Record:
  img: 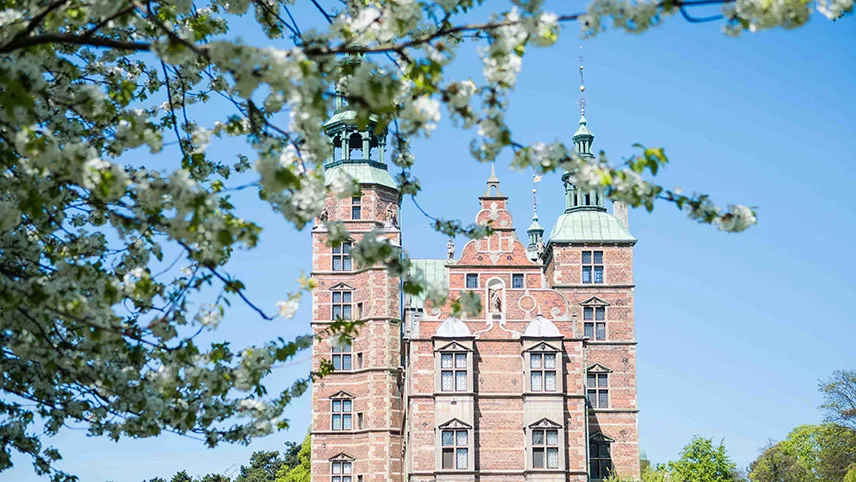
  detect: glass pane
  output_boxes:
[342,242,351,253]
[333,292,342,303]
[343,292,352,302]
[441,371,453,391]
[343,258,352,271]
[456,448,467,469]
[441,354,453,368]
[455,354,467,368]
[442,430,454,446]
[332,356,341,370]
[466,274,477,288]
[594,266,603,283]
[456,430,467,446]
[533,448,544,468]
[595,307,605,320]
[590,462,600,480]
[343,478,351,482]
[599,391,609,408]
[598,374,608,388]
[513,275,523,288]
[342,306,352,320]
[332,400,341,412]
[352,207,361,219]
[343,414,351,430]
[587,374,596,388]
[584,323,594,338]
[332,306,341,319]
[343,462,352,474]
[530,354,542,369]
[587,390,596,406]
[584,307,593,320]
[596,323,606,340]
[352,196,361,205]
[582,251,592,264]
[531,372,542,391]
[332,462,341,474]
[545,371,556,391]
[600,444,610,457]
[455,371,466,391]
[341,342,352,352]
[332,244,341,254]
[442,449,453,469]
[544,354,556,369]
[342,400,351,412]
[582,267,592,283]
[532,429,544,445]
[547,430,558,445]
[332,414,341,430]
[342,355,352,370]
[332,258,341,271]
[547,447,558,468]
[333,478,341,482]
[593,251,603,264]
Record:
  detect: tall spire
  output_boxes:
[578,45,586,119]
[573,45,594,157]
[527,174,544,256]
[484,162,503,197]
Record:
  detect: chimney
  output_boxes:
[613,201,629,229]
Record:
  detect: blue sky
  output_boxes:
[6,4,856,482]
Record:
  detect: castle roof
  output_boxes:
[548,210,635,244]
[407,259,448,310]
[324,161,397,190]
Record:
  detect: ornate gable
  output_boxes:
[438,418,473,430]
[580,296,610,307]
[587,363,612,373]
[524,341,562,353]
[328,282,355,291]
[328,390,354,399]
[329,452,355,462]
[589,432,616,443]
[529,417,563,429]
[434,341,471,353]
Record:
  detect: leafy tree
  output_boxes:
[845,465,856,482]
[819,370,856,430]
[276,435,310,482]
[170,471,193,482]
[280,440,302,473]
[748,440,814,482]
[235,451,283,482]
[668,436,739,482]
[0,0,850,481]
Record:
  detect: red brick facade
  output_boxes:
[310,175,639,481]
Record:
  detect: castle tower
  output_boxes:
[545,50,640,479]
[309,67,404,481]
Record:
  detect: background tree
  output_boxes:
[819,370,856,430]
[170,471,194,482]
[747,424,856,482]
[0,0,850,480]
[198,474,232,482]
[748,440,814,482]
[275,435,310,482]
[668,436,740,482]
[235,450,284,482]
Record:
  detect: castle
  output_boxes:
[309,65,640,482]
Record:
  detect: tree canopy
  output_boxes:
[275,435,310,482]
[820,370,856,430]
[668,436,739,482]
[0,0,851,480]
[748,424,856,482]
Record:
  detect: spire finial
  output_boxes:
[532,174,542,219]
[578,45,586,120]
[483,162,503,197]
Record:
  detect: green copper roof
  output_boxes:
[408,259,448,310]
[573,115,593,138]
[323,108,380,129]
[548,210,636,244]
[324,162,397,190]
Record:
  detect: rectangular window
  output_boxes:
[440,352,468,392]
[530,353,557,392]
[584,306,607,340]
[582,250,604,284]
[332,341,352,371]
[587,373,609,408]
[332,461,352,482]
[332,242,352,271]
[589,442,612,479]
[331,399,352,431]
[465,273,478,289]
[332,291,352,320]
[441,429,468,469]
[351,196,361,220]
[512,274,524,289]
[532,429,559,469]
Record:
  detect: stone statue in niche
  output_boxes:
[317,206,328,227]
[489,286,502,313]
[446,238,455,260]
[535,239,545,259]
[385,203,398,228]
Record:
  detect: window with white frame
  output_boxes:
[582,251,604,284]
[587,371,609,408]
[440,352,467,392]
[532,428,560,469]
[331,460,352,482]
[584,306,606,340]
[351,195,361,220]
[530,352,557,392]
[332,241,352,271]
[332,340,352,371]
[332,290,352,320]
[331,397,352,431]
[465,273,478,289]
[512,273,524,289]
[441,429,468,469]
